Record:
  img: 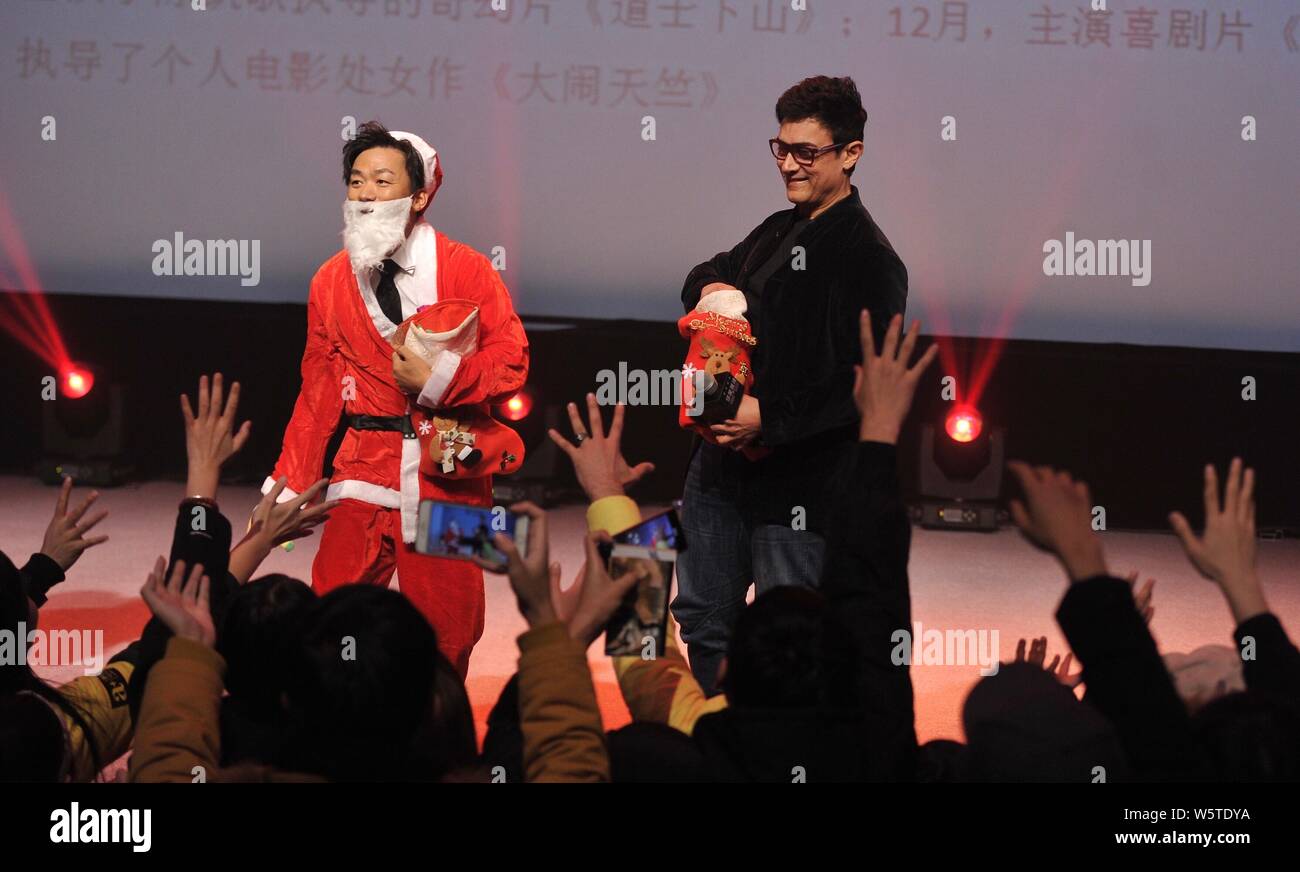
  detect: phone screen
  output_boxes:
[603,509,685,657]
[604,556,673,657]
[416,500,520,565]
[606,509,684,561]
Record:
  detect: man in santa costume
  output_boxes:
[264,121,528,676]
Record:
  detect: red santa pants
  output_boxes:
[311,498,486,678]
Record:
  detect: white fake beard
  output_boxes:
[342,196,413,273]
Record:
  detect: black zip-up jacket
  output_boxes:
[127,497,235,720]
[1057,580,1300,780]
[1234,612,1300,702]
[681,185,907,448]
[691,441,917,781]
[1056,577,1210,780]
[17,552,65,607]
[681,186,907,530]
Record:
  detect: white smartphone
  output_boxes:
[415,499,528,568]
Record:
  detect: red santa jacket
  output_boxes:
[265,226,529,543]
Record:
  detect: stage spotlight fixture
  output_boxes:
[61,363,94,399]
[917,404,1004,532]
[38,364,133,486]
[944,404,981,443]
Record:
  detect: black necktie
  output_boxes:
[375,258,406,324]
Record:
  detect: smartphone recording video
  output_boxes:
[606,508,683,561]
[603,509,685,657]
[415,499,528,567]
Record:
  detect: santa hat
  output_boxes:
[392,300,525,480]
[390,130,444,201]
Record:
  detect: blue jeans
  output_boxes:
[670,449,826,697]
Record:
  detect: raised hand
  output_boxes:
[1007,462,1107,582]
[1168,458,1256,584]
[1013,636,1083,689]
[475,501,559,628]
[140,556,215,647]
[561,533,643,648]
[248,478,336,547]
[853,310,939,445]
[1126,570,1156,624]
[1168,458,1266,623]
[181,373,252,500]
[547,394,655,501]
[39,476,109,572]
[228,478,338,585]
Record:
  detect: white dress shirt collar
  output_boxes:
[356,218,439,338]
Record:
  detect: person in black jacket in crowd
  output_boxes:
[1168,458,1300,779]
[1005,454,1300,780]
[0,478,123,782]
[1007,459,1210,780]
[126,373,335,722]
[673,75,910,695]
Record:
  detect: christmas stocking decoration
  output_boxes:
[677,290,769,461]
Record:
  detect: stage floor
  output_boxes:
[6,475,1299,749]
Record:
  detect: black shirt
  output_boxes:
[681,187,908,533]
[743,214,810,330]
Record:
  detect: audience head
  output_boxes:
[721,587,829,708]
[279,585,438,781]
[0,693,67,781]
[962,662,1128,782]
[1193,691,1300,781]
[0,550,100,780]
[405,649,478,780]
[608,722,708,783]
[218,573,314,713]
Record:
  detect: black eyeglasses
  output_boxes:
[769,138,848,166]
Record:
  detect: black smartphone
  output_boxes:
[598,507,684,563]
[415,499,529,568]
[602,509,685,657]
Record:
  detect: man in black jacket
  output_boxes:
[673,75,908,694]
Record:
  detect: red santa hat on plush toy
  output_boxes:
[393,300,525,479]
[390,130,444,201]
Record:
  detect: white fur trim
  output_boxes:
[261,476,301,503]
[316,413,423,543]
[399,432,422,544]
[695,288,748,320]
[320,464,420,544]
[405,308,478,362]
[416,350,462,409]
[325,478,401,508]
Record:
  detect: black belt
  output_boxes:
[347,414,417,439]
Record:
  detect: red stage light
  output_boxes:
[945,405,982,443]
[500,390,532,422]
[61,364,93,399]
